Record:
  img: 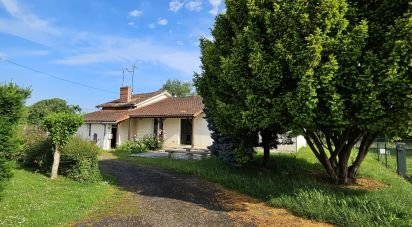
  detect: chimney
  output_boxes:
[120,86,131,103]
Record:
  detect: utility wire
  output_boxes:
[0,57,117,94]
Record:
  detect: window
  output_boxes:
[88,124,92,137]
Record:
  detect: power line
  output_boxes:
[0,57,117,94]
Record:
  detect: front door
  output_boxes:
[180,119,193,145]
[111,126,117,149]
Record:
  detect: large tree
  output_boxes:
[195,0,288,167]
[27,98,81,126]
[196,0,411,183]
[162,79,194,97]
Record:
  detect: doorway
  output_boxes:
[111,125,117,149]
[180,119,193,145]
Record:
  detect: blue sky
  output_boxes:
[0,0,224,112]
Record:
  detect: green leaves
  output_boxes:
[161,79,194,97]
[0,83,31,159]
[27,98,82,126]
[44,113,83,149]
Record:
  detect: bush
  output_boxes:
[21,126,53,170]
[0,158,12,193]
[115,135,163,153]
[23,136,101,183]
[60,137,101,183]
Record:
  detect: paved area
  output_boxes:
[130,151,206,160]
[75,158,331,227]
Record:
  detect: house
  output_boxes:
[77,86,212,150]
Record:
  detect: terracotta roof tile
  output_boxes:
[84,110,130,123]
[129,96,204,118]
[96,90,166,108]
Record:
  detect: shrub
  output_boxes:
[115,135,163,153]
[0,158,12,193]
[60,137,101,183]
[141,135,163,150]
[20,126,52,169]
[23,136,101,183]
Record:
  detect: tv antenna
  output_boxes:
[122,65,137,93]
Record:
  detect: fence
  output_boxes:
[363,138,412,179]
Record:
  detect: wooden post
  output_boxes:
[191,117,194,148]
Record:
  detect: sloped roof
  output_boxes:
[96,90,166,108]
[84,109,130,123]
[129,96,204,118]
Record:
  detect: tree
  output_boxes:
[195,0,288,167]
[44,113,83,179]
[0,83,30,189]
[27,98,81,126]
[196,0,411,183]
[162,79,194,97]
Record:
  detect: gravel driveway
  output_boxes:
[75,158,330,227]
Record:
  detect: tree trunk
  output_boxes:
[50,147,61,179]
[304,129,374,185]
[261,130,271,167]
[337,146,352,184]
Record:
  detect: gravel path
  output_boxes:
[76,158,331,227]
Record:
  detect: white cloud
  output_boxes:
[0,51,6,59]
[185,0,202,12]
[157,18,168,26]
[0,0,61,45]
[129,9,142,17]
[128,22,135,26]
[169,0,184,12]
[53,36,200,75]
[208,0,222,15]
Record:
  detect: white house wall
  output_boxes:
[193,113,212,148]
[163,118,180,147]
[135,118,154,139]
[118,121,129,145]
[76,123,112,150]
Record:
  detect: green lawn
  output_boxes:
[369,146,412,177]
[0,169,117,227]
[117,147,412,226]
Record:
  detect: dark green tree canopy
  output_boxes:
[0,83,31,159]
[27,98,81,126]
[44,113,84,150]
[196,0,411,183]
[162,79,195,97]
[0,83,30,189]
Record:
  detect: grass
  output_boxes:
[0,169,118,227]
[368,146,412,177]
[116,147,412,226]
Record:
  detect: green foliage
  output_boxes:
[60,137,101,183]
[162,79,194,97]
[0,83,31,160]
[27,98,81,126]
[0,83,30,194]
[195,0,412,182]
[116,135,163,153]
[23,136,101,182]
[44,112,83,150]
[0,158,12,193]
